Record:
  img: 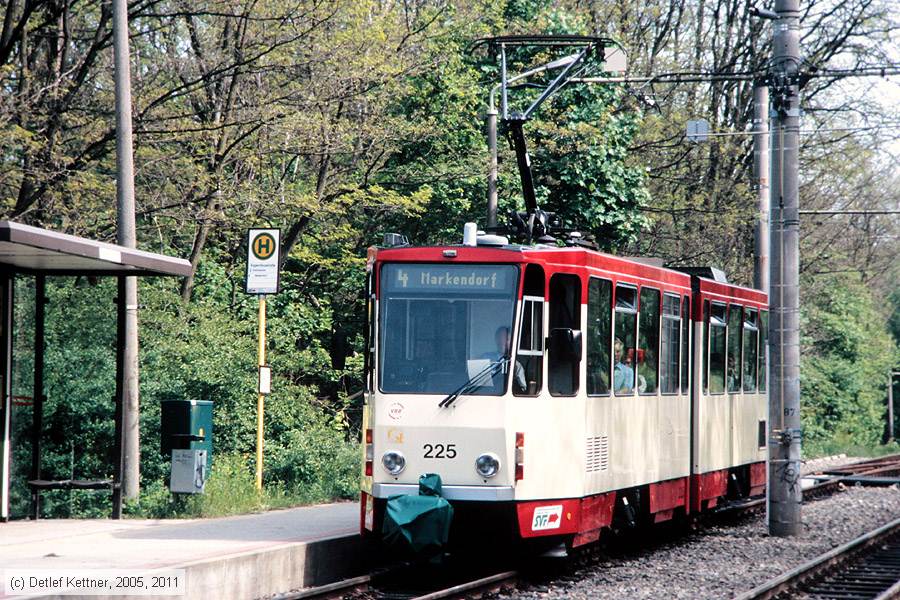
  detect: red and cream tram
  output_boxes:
[359,231,768,550]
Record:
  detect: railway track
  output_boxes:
[717,454,900,516]
[270,566,519,600]
[736,516,900,600]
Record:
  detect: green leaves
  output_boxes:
[802,274,899,452]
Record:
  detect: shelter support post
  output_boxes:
[112,276,126,519]
[0,274,12,521]
[30,276,46,519]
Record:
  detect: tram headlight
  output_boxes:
[381,450,406,476]
[475,453,501,478]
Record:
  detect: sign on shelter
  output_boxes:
[245,228,280,294]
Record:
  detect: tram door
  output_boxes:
[548,273,582,396]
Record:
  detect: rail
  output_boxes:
[735,516,900,600]
[270,568,518,600]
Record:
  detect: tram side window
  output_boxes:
[614,285,638,395]
[681,295,690,393]
[516,297,544,396]
[587,278,612,395]
[743,308,759,392]
[759,310,769,392]
[660,293,681,394]
[548,273,581,396]
[516,264,545,397]
[638,288,660,394]
[727,304,743,392]
[708,302,727,394]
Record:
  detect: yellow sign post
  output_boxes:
[245,228,280,492]
[256,295,266,491]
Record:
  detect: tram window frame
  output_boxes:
[759,310,769,392]
[726,304,743,393]
[515,295,545,397]
[548,273,582,397]
[743,308,759,392]
[708,302,727,395]
[702,300,710,393]
[587,277,613,396]
[681,295,690,394]
[515,264,545,397]
[613,284,638,396]
[638,287,661,395]
[660,293,681,395]
[364,271,375,394]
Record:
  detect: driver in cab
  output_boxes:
[482,326,527,393]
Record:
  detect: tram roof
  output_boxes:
[373,243,767,302]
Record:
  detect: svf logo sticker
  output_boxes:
[388,402,405,420]
[531,505,563,531]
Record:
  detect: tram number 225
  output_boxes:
[423,443,457,459]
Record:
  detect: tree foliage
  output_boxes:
[801,274,899,451]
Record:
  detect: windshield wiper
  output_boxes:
[438,357,509,408]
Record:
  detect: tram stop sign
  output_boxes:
[245,228,281,294]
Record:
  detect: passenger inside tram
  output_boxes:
[614,338,634,393]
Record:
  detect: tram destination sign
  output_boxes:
[383,264,515,294]
[245,228,281,295]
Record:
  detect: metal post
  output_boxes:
[888,372,895,443]
[500,44,508,120]
[487,108,498,229]
[112,276,126,519]
[767,0,802,537]
[0,274,13,522]
[112,0,141,501]
[255,295,267,491]
[30,275,46,520]
[753,84,770,294]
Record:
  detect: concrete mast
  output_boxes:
[767,0,803,536]
[112,0,141,500]
[753,84,770,294]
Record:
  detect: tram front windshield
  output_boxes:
[379,263,519,395]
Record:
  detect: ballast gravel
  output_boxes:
[508,485,900,600]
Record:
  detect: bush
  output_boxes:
[801,274,899,453]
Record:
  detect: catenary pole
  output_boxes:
[487,108,499,228]
[753,83,770,294]
[112,0,141,500]
[768,0,803,537]
[889,371,896,443]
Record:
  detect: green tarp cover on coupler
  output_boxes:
[382,473,453,555]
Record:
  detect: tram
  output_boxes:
[359,231,768,551]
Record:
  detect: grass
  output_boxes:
[804,438,900,460]
[126,453,358,519]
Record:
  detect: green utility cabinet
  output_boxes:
[160,400,213,469]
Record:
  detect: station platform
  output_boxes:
[1,501,365,600]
